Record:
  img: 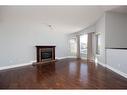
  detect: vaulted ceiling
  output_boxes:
[0,6,119,34]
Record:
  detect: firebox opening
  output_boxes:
[41,51,52,59]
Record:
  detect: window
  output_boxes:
[96,34,101,55]
[69,38,77,56]
[80,34,88,58]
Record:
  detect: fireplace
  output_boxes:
[34,46,56,65]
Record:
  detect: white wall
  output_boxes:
[95,15,106,64]
[106,49,127,74]
[105,12,127,48]
[0,12,68,67]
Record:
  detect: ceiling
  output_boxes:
[0,6,119,34]
[109,6,127,14]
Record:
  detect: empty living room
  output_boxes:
[0,1,127,94]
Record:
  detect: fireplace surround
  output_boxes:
[33,46,56,65]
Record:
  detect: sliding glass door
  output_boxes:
[80,34,88,59]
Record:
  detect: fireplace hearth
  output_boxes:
[33,46,56,65]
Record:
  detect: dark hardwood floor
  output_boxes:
[0,58,127,89]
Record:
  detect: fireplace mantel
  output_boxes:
[33,45,56,65]
[36,46,56,48]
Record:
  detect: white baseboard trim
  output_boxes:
[97,61,127,79]
[66,56,77,58]
[0,62,32,71]
[106,65,127,79]
[55,57,68,60]
[55,56,77,60]
[0,56,77,71]
[97,61,106,67]
[30,60,36,63]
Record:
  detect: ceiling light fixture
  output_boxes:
[41,23,54,30]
